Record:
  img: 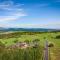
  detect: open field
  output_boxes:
[0,31,60,46]
[0,31,60,60]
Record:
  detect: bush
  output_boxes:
[14,40,18,43]
[32,39,40,47]
[48,43,54,47]
[0,41,5,48]
[24,40,30,44]
[55,35,60,39]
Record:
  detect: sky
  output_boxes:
[0,0,60,29]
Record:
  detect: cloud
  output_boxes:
[0,22,60,29]
[0,23,59,28]
[0,1,26,21]
[16,23,60,28]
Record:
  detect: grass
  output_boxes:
[0,32,60,46]
[0,31,60,60]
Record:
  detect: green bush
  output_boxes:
[55,35,60,39]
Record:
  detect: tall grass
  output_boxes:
[0,46,43,60]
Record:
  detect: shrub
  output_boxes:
[48,43,54,47]
[0,41,5,48]
[55,35,60,39]
[24,40,30,44]
[32,39,40,47]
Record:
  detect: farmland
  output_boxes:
[0,31,60,60]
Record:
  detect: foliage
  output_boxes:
[48,43,54,47]
[55,35,60,39]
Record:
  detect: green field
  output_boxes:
[0,31,60,60]
[0,31,60,46]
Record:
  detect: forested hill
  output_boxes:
[0,27,60,32]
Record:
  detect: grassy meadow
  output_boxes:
[0,31,60,60]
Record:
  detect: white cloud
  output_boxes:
[0,13,26,22]
[0,23,60,29]
[17,23,60,28]
[0,1,26,21]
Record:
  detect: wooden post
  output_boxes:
[44,41,49,60]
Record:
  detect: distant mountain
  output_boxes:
[0,27,7,31]
[0,27,6,30]
[0,27,60,32]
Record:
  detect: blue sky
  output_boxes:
[0,0,60,29]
